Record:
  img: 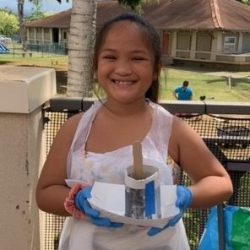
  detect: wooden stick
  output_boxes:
[133,141,144,180]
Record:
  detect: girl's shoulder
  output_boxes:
[65,112,84,128]
[63,100,102,129]
[56,112,84,139]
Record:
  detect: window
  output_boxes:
[177,32,191,50]
[196,32,211,51]
[224,36,237,53]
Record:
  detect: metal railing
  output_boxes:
[42,97,250,250]
[26,42,67,55]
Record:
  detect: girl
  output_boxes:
[36,13,233,250]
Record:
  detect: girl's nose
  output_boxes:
[114,59,132,75]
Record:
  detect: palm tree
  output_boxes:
[17,0,25,44]
[66,0,97,97]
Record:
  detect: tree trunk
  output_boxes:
[17,0,25,47]
[67,0,97,97]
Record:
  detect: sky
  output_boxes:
[0,0,72,15]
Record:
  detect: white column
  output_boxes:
[34,28,37,43]
[27,28,30,42]
[217,32,223,53]
[42,28,45,44]
[190,31,197,59]
[0,66,56,250]
[50,29,53,43]
[211,32,218,60]
[59,28,62,43]
[238,32,243,53]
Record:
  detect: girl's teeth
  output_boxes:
[115,81,132,85]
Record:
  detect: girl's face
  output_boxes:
[96,21,157,105]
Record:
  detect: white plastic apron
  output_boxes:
[59,101,190,250]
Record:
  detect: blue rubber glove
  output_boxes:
[75,186,123,228]
[147,185,192,236]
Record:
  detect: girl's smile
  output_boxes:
[113,80,135,86]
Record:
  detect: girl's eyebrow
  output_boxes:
[101,48,148,54]
[100,48,116,53]
[131,49,148,54]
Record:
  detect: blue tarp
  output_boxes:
[0,42,9,54]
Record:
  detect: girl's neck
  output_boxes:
[101,98,149,118]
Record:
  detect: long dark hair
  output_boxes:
[94,13,161,103]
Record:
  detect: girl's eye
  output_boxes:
[102,55,116,61]
[132,57,147,61]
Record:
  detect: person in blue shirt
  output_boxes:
[173,80,193,100]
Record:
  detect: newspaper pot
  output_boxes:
[125,165,161,219]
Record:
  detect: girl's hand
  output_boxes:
[147,185,192,236]
[75,186,123,228]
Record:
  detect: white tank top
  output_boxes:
[59,100,190,250]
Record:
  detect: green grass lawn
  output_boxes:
[160,67,250,102]
[1,53,249,102]
[0,53,68,69]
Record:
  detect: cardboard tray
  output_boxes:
[87,181,179,228]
